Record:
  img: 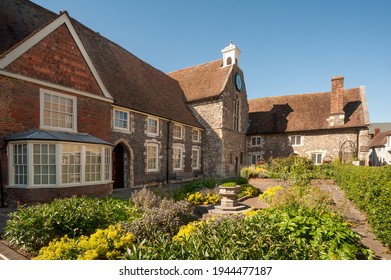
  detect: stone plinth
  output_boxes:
[208,185,248,215]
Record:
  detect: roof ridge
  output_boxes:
[168,59,222,75]
[248,87,361,102]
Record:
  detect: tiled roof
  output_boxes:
[0,0,201,128]
[248,88,369,134]
[168,60,232,102]
[369,130,391,148]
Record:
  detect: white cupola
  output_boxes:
[221,41,241,67]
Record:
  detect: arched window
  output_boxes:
[226,57,232,65]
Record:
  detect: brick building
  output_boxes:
[0,0,371,205]
[0,0,203,204]
[247,76,371,165]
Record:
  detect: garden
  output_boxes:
[3,156,390,260]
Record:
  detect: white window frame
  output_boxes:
[251,136,262,147]
[173,123,183,140]
[192,147,201,170]
[173,144,184,171]
[113,108,129,132]
[147,117,159,137]
[251,153,262,165]
[8,141,112,188]
[192,129,201,143]
[146,143,159,172]
[311,152,323,165]
[290,135,303,146]
[40,89,77,132]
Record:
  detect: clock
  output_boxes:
[235,73,242,91]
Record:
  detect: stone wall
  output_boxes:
[110,111,203,187]
[247,128,370,164]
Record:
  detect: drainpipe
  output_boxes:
[166,120,171,184]
[356,128,360,161]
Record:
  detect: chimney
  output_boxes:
[331,76,345,114]
[327,76,345,126]
[374,128,380,137]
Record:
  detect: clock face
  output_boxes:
[235,73,242,91]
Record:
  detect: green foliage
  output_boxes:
[3,196,136,254]
[334,164,391,249]
[125,188,197,242]
[124,207,374,260]
[34,224,135,260]
[221,176,248,185]
[186,190,220,205]
[240,165,271,179]
[172,179,217,201]
[268,185,334,210]
[259,185,284,203]
[238,184,259,198]
[221,182,237,187]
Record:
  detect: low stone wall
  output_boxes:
[6,183,113,205]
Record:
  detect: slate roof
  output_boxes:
[168,60,232,102]
[0,0,201,128]
[248,88,369,134]
[369,130,391,148]
[4,130,112,145]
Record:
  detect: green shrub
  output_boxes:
[172,179,217,201]
[240,165,270,179]
[221,176,248,185]
[4,196,135,254]
[186,189,220,205]
[238,184,259,198]
[259,185,284,203]
[334,164,391,249]
[34,224,135,260]
[124,207,374,260]
[270,185,334,210]
[125,188,197,241]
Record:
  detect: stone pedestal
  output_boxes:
[209,185,247,215]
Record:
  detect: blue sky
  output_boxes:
[32,0,391,123]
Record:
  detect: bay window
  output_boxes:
[8,141,112,188]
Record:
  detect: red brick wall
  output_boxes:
[5,24,104,96]
[6,183,113,205]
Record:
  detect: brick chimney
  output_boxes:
[328,76,345,126]
[331,76,345,114]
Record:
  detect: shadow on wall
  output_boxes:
[249,104,295,161]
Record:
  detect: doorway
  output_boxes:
[112,143,128,189]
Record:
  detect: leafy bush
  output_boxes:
[221,176,248,185]
[34,224,135,260]
[238,184,259,198]
[240,165,271,179]
[125,207,374,260]
[172,179,217,201]
[270,185,334,210]
[334,164,391,249]
[125,188,197,241]
[259,185,284,203]
[4,196,135,254]
[186,189,220,205]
